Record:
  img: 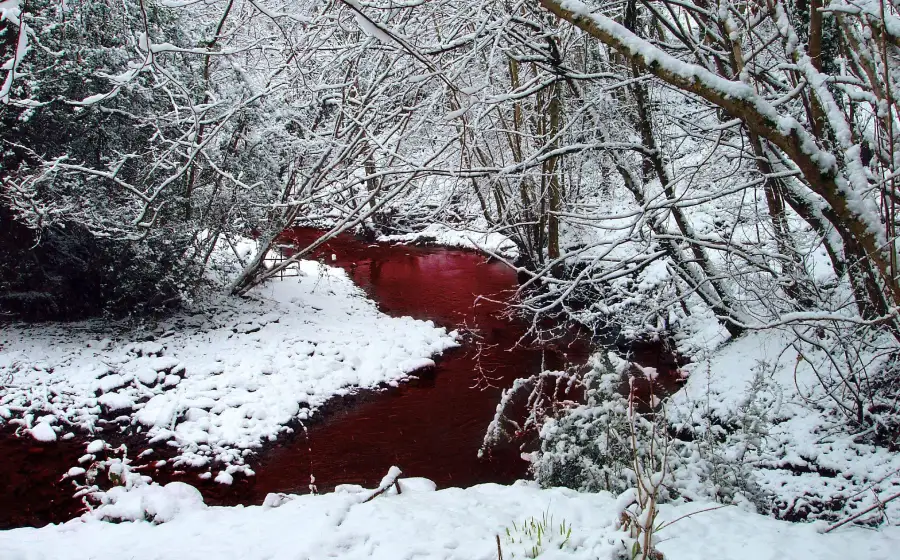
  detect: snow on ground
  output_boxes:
[1,476,896,560]
[668,328,900,523]
[379,223,519,259]
[0,260,457,479]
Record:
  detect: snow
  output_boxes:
[28,422,56,442]
[0,0,28,103]
[354,13,394,43]
[66,467,86,478]
[1,260,457,477]
[73,92,110,106]
[1,476,897,559]
[91,482,206,524]
[379,224,518,259]
[445,106,470,120]
[668,329,900,523]
[214,471,234,485]
[349,0,395,45]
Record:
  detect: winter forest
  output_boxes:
[2,0,900,558]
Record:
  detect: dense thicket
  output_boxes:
[3,0,900,397]
[2,0,890,325]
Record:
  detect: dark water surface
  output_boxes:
[237,227,590,496]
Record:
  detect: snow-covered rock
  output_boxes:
[91,482,206,524]
[28,422,57,442]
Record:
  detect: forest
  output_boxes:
[2,1,900,558]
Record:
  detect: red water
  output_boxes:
[231,228,592,496]
[0,431,88,529]
[0,228,683,527]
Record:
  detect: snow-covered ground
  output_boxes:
[2,474,896,560]
[668,328,900,523]
[379,223,519,259]
[0,260,457,481]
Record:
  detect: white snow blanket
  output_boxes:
[379,224,518,258]
[0,260,457,477]
[668,329,900,523]
[1,479,896,560]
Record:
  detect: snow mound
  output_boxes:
[91,482,206,524]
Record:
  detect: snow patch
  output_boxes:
[379,224,518,258]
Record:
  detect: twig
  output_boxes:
[824,491,900,533]
[363,467,403,503]
[655,504,729,532]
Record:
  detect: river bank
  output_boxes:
[2,228,610,528]
[2,473,896,560]
[0,232,459,527]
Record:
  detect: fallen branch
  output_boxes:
[823,491,900,533]
[363,466,403,503]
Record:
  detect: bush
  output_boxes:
[532,353,767,513]
[0,213,191,319]
[533,358,666,495]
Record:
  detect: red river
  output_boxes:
[0,228,681,528]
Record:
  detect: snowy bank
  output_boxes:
[668,329,900,523]
[379,224,518,259]
[0,260,457,479]
[1,476,896,560]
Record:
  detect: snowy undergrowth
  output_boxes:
[1,474,896,560]
[0,259,457,482]
[667,328,900,524]
[531,310,900,527]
